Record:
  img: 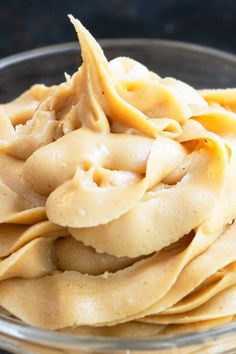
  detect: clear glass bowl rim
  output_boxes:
[1,39,236,351]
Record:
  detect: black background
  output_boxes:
[1,0,236,59]
[1,0,236,353]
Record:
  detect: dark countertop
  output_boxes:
[0,0,236,353]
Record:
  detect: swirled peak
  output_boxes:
[0,16,236,344]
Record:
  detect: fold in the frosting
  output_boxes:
[0,15,236,339]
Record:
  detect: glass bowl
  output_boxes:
[1,39,236,354]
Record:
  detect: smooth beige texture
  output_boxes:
[199,88,236,112]
[54,236,141,275]
[0,84,55,125]
[0,15,236,342]
[0,221,67,257]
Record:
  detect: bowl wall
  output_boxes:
[1,40,236,354]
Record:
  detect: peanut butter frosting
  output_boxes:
[0,15,236,339]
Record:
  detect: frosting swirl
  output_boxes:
[0,15,235,337]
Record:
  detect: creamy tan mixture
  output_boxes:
[0,15,236,337]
